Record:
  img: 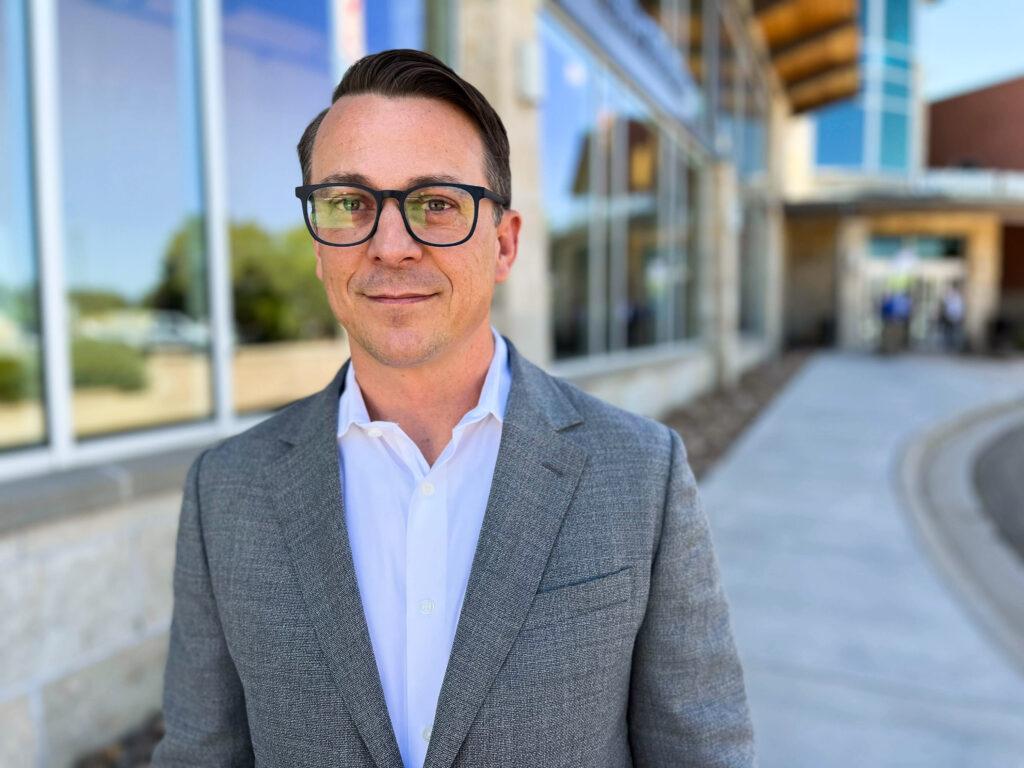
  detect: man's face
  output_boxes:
[309,94,520,368]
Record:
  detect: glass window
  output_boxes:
[637,0,706,131]
[59,0,211,439]
[669,141,701,341]
[366,0,424,51]
[623,106,663,348]
[541,20,598,360]
[870,235,904,259]
[872,235,965,260]
[221,0,343,413]
[885,0,911,45]
[738,199,766,336]
[540,12,707,359]
[0,0,45,450]
[686,0,706,128]
[885,54,911,70]
[716,12,737,156]
[880,110,909,171]
[605,81,668,351]
[365,0,454,63]
[883,79,910,99]
[741,70,766,180]
[816,100,865,167]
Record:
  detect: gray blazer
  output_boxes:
[152,336,755,767]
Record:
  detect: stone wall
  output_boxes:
[0,491,179,766]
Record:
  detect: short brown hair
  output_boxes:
[297,49,510,223]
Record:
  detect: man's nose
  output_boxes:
[366,198,421,264]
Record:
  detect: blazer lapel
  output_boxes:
[268,359,405,768]
[422,338,587,768]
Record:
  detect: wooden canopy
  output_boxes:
[752,0,861,113]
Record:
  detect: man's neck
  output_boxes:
[349,322,497,466]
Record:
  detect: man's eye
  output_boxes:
[333,197,362,211]
[423,198,453,211]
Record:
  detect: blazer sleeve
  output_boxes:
[627,426,756,767]
[151,447,255,767]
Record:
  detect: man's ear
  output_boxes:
[494,209,521,284]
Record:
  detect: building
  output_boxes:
[782,0,1024,353]
[928,75,1024,333]
[0,0,858,762]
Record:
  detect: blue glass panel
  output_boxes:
[366,0,425,53]
[221,0,343,413]
[881,110,909,171]
[0,0,45,448]
[885,0,911,45]
[885,54,911,70]
[59,0,211,438]
[883,79,909,99]
[815,100,864,167]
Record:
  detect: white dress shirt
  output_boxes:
[337,326,511,768]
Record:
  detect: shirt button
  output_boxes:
[367,427,383,438]
[421,481,435,496]
[422,725,432,742]
[419,599,435,615]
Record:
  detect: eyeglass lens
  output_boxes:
[308,185,476,245]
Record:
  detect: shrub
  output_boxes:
[71,337,147,391]
[0,356,35,402]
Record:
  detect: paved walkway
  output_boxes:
[698,351,1024,768]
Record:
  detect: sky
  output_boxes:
[919,0,1024,101]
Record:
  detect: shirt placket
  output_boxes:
[405,457,448,768]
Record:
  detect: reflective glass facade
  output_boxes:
[58,0,211,438]
[541,10,705,360]
[2,0,778,474]
[0,0,44,450]
[221,0,341,413]
[541,22,598,358]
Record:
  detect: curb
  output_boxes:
[897,396,1024,676]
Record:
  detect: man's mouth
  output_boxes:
[365,292,437,305]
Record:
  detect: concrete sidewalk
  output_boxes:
[697,351,1024,768]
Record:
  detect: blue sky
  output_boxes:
[920,0,1024,100]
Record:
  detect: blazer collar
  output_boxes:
[269,334,586,768]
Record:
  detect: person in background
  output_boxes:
[880,276,914,355]
[938,281,966,353]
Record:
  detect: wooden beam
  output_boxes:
[788,64,860,113]
[756,0,858,53]
[772,21,859,85]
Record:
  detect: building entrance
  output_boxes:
[860,257,967,352]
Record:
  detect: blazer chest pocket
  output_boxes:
[519,565,634,635]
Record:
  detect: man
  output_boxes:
[152,49,755,768]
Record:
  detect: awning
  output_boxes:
[752,0,861,113]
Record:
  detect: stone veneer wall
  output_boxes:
[1,491,180,767]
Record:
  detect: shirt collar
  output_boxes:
[337,325,510,439]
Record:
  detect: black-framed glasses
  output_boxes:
[294,181,509,247]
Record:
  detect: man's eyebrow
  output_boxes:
[316,172,372,185]
[313,172,468,188]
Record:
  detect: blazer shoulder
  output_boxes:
[547,372,677,461]
[196,386,323,481]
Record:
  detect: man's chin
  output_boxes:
[354,328,446,369]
